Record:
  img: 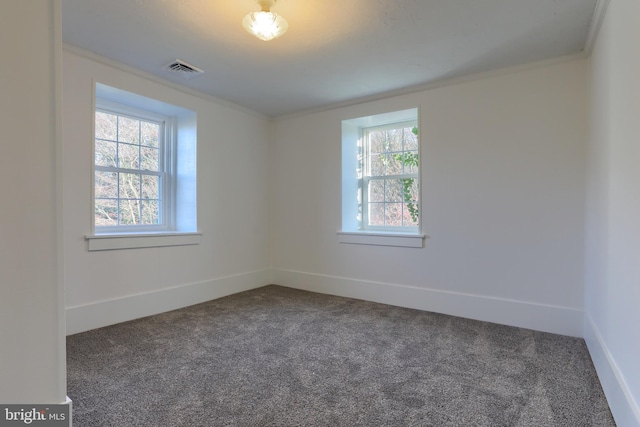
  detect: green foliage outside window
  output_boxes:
[391,126,419,223]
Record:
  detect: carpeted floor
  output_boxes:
[67,285,615,426]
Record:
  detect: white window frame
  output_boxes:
[339,108,425,248]
[87,83,200,251]
[361,120,420,233]
[93,100,177,234]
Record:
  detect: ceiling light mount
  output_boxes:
[242,0,288,42]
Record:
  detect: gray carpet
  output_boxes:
[67,285,615,426]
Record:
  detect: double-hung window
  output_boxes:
[340,108,424,248]
[362,121,419,231]
[88,83,198,251]
[94,102,173,232]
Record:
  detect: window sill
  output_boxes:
[337,231,426,248]
[86,232,202,251]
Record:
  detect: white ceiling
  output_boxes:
[62,0,598,117]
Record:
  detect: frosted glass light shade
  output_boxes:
[242,11,288,41]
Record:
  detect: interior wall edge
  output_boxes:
[583,0,611,54]
[584,314,640,427]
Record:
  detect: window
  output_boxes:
[88,83,199,251]
[362,121,419,231]
[94,103,172,232]
[339,108,424,247]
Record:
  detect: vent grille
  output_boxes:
[164,59,204,80]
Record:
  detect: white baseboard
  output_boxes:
[67,268,584,337]
[273,269,584,337]
[585,314,640,427]
[66,269,271,335]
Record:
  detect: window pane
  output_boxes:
[369,130,385,154]
[141,121,160,148]
[404,127,418,151]
[385,203,403,226]
[118,116,140,144]
[386,154,403,175]
[404,178,419,202]
[387,129,403,152]
[403,203,419,227]
[118,143,139,170]
[370,153,386,176]
[95,139,117,167]
[119,173,140,200]
[368,180,385,202]
[95,171,118,199]
[119,199,140,225]
[141,175,159,199]
[95,111,117,141]
[368,203,385,226]
[140,147,159,171]
[385,179,403,202]
[403,152,419,175]
[95,198,118,227]
[140,200,160,225]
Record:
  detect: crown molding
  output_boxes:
[584,0,610,54]
[275,52,587,122]
[62,43,268,120]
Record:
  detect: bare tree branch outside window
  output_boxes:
[95,110,162,227]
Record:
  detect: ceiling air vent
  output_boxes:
[164,59,204,80]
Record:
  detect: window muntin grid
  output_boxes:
[362,121,419,231]
[94,107,168,230]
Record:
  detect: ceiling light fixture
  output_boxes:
[242,0,288,41]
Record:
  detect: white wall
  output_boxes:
[2,2,632,417]
[0,0,67,403]
[271,58,588,337]
[63,49,272,334]
[586,0,640,425]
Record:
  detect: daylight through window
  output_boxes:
[94,104,172,231]
[340,108,422,247]
[362,121,419,231]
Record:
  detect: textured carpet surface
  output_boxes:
[67,285,615,426]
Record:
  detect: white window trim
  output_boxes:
[337,230,426,248]
[340,108,423,247]
[91,82,199,251]
[86,232,202,251]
